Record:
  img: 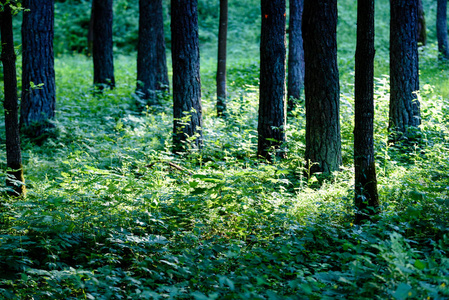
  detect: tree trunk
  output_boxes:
[354,0,379,224]
[258,0,287,160]
[87,0,94,55]
[417,0,426,46]
[437,0,449,59]
[287,0,304,111]
[303,0,341,175]
[21,0,56,140]
[137,0,169,105]
[389,0,420,142]
[171,0,203,152]
[0,3,26,196]
[216,0,228,117]
[92,0,115,90]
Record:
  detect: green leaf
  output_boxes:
[392,283,412,300]
[414,259,426,270]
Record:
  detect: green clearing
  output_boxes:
[1,0,449,299]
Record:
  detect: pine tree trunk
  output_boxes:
[287,0,304,111]
[92,0,115,90]
[137,0,169,105]
[354,0,379,224]
[258,0,287,160]
[216,0,228,117]
[389,0,420,141]
[21,0,56,139]
[0,3,26,196]
[437,0,449,59]
[303,0,341,175]
[171,0,203,152]
[417,0,426,46]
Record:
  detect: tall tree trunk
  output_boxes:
[258,0,287,160]
[92,0,115,90]
[354,0,379,224]
[171,0,203,152]
[417,0,426,46]
[287,0,304,112]
[389,0,420,142]
[216,0,228,117]
[87,0,94,55]
[21,0,56,140]
[437,0,449,59]
[303,0,341,175]
[0,3,26,196]
[137,0,169,106]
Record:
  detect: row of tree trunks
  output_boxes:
[0,2,26,196]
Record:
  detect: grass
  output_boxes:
[1,0,449,299]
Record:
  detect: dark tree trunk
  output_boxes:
[287,0,304,111]
[354,0,379,224]
[303,0,341,175]
[171,0,203,152]
[216,0,228,117]
[137,0,169,105]
[21,0,56,139]
[258,0,287,160]
[437,0,449,59]
[87,0,94,55]
[0,3,26,196]
[389,0,420,141]
[92,0,115,90]
[417,0,426,46]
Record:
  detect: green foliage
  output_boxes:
[1,0,449,298]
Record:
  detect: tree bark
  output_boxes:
[417,0,426,46]
[0,2,26,196]
[21,0,56,139]
[287,0,304,111]
[389,0,420,142]
[137,0,169,105]
[354,0,379,224]
[92,0,115,90]
[437,0,449,59]
[303,0,341,175]
[171,0,203,152]
[216,0,228,117]
[258,0,287,160]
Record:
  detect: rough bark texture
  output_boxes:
[354,0,379,224]
[137,0,169,105]
[0,3,26,196]
[216,0,228,117]
[389,0,420,141]
[258,0,287,160]
[437,0,449,59]
[21,0,56,139]
[417,0,426,46]
[303,0,341,175]
[171,0,203,152]
[92,0,115,90]
[287,0,305,111]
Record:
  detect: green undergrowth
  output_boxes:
[1,0,449,299]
